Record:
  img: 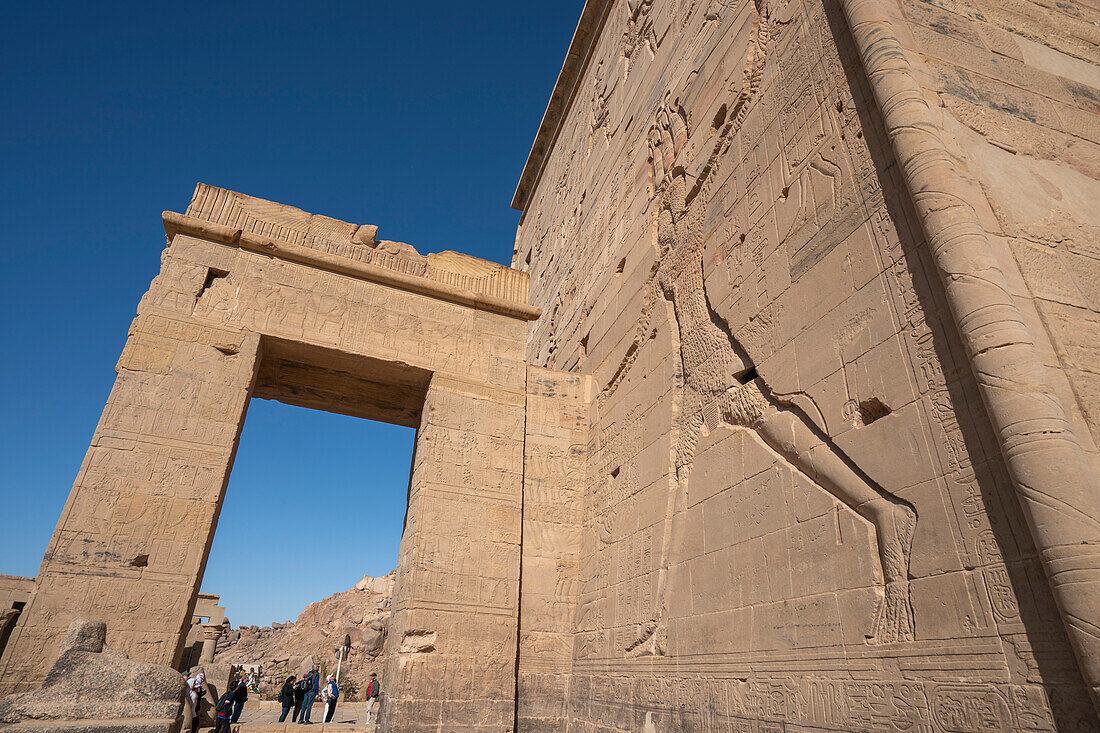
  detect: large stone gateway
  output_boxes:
[3,0,1100,730]
[0,185,540,730]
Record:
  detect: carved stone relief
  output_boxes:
[622,0,659,81]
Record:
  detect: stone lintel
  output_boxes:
[163,184,541,322]
[0,575,36,592]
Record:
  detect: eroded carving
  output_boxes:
[622,0,658,81]
[611,0,917,649]
[587,60,615,155]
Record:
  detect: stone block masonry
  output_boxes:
[3,0,1099,729]
[0,185,541,733]
[511,0,1099,728]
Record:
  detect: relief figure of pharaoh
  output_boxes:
[619,0,916,652]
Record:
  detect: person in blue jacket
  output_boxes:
[298,668,320,724]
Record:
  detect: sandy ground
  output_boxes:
[232,700,374,725]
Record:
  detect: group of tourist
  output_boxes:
[184,668,379,730]
[276,668,326,724]
[213,675,250,732]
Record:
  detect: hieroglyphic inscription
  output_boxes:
[930,684,1012,733]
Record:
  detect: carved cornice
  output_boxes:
[164,184,541,321]
[511,0,615,214]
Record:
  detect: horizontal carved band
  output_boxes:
[162,210,542,321]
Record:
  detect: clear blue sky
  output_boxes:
[0,1,582,627]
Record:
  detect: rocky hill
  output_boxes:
[213,571,394,700]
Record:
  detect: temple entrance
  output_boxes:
[0,184,538,732]
[202,399,413,626]
[194,396,416,696]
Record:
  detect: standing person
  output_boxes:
[246,671,256,693]
[213,682,236,733]
[321,674,339,723]
[298,668,319,724]
[184,672,205,732]
[292,673,307,723]
[364,673,380,725]
[278,675,297,722]
[231,674,249,722]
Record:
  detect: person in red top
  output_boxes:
[365,673,380,724]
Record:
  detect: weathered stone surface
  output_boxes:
[0,719,176,733]
[0,184,534,732]
[58,618,107,654]
[0,575,34,609]
[2,0,1099,729]
[0,619,185,727]
[509,0,1100,728]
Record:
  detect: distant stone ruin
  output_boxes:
[2,0,1099,730]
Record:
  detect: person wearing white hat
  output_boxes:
[184,672,205,732]
[320,674,339,723]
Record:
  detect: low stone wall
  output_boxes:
[0,575,34,609]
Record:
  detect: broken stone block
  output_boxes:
[0,619,185,732]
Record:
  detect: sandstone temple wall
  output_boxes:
[888,0,1100,475]
[517,367,590,730]
[2,2,1097,731]
[512,0,1098,729]
[0,576,34,611]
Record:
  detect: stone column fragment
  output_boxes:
[199,624,222,665]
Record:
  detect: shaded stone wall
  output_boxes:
[512,0,1097,729]
[889,0,1100,473]
[516,367,590,730]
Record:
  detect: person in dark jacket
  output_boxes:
[213,682,237,733]
[231,675,249,722]
[292,674,307,723]
[278,676,297,722]
[297,668,319,724]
